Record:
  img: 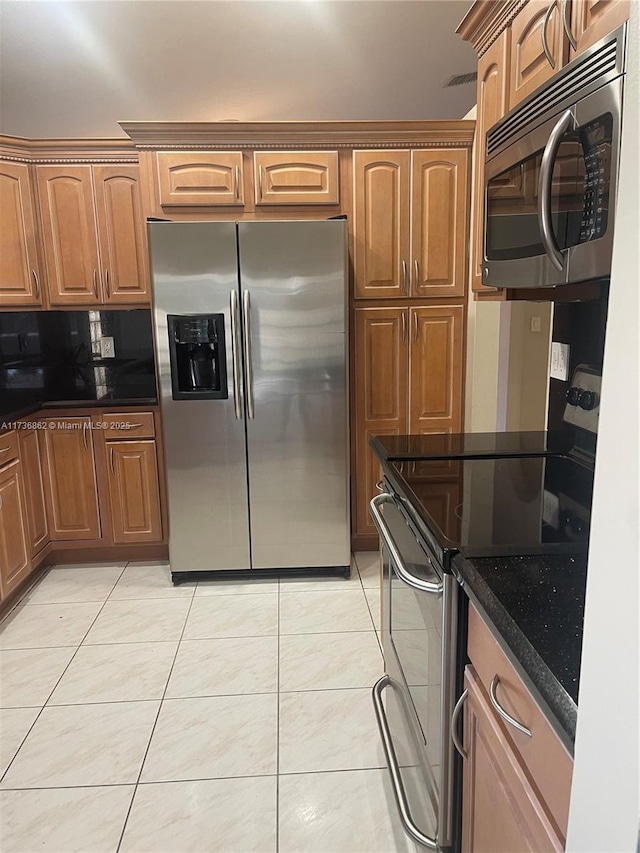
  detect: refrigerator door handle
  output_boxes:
[243,289,255,420]
[230,290,243,420]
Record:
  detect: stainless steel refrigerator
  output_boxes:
[149,220,350,580]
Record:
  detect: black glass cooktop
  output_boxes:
[387,454,594,567]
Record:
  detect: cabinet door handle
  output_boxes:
[413,259,419,291]
[400,312,406,343]
[82,422,89,451]
[451,688,468,760]
[401,260,408,293]
[31,269,41,300]
[109,446,115,474]
[104,269,111,299]
[375,479,385,493]
[0,447,10,455]
[561,0,577,50]
[127,422,143,429]
[258,165,263,201]
[489,675,532,737]
[412,311,418,342]
[0,493,3,510]
[235,164,240,200]
[542,0,557,69]
[92,269,99,299]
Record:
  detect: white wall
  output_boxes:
[566,8,640,850]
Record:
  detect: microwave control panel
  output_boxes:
[578,114,613,244]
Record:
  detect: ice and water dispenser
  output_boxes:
[167,314,228,400]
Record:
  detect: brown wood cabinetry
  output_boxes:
[41,417,101,540]
[570,0,630,55]
[353,303,464,540]
[36,164,149,306]
[460,604,572,851]
[105,440,162,544]
[157,151,244,207]
[0,162,43,306]
[509,0,566,108]
[17,428,49,558]
[254,151,339,205]
[353,149,469,300]
[0,458,31,598]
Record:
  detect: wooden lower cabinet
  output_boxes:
[41,418,101,541]
[462,665,565,852]
[0,459,31,598]
[18,428,49,557]
[105,440,162,544]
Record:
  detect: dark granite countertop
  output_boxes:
[371,430,576,461]
[0,397,158,432]
[453,552,586,750]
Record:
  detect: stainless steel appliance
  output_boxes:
[483,24,628,289]
[369,366,600,850]
[149,220,350,580]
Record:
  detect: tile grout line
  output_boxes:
[114,579,197,853]
[276,577,280,853]
[0,563,128,787]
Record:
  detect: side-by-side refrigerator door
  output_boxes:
[149,221,250,572]
[238,220,350,570]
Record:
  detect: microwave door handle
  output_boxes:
[369,494,443,595]
[538,109,574,272]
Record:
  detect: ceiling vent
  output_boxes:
[444,72,478,88]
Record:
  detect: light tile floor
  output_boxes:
[0,553,417,853]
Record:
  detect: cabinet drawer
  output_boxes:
[0,431,19,467]
[467,603,572,837]
[157,152,244,207]
[254,151,339,205]
[101,412,155,440]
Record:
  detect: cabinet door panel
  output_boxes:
[106,440,162,544]
[157,152,244,206]
[409,305,464,435]
[0,163,42,306]
[0,460,31,599]
[353,308,408,537]
[41,419,101,540]
[254,151,339,205]
[36,166,101,305]
[411,150,469,297]
[472,30,510,293]
[510,0,565,108]
[353,151,410,299]
[570,0,629,56]
[18,428,49,557]
[462,666,564,853]
[93,165,149,303]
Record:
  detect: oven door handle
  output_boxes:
[538,108,574,272]
[373,675,439,850]
[370,494,443,595]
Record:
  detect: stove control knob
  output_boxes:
[579,390,599,410]
[566,386,582,406]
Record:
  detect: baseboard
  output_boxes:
[50,543,169,564]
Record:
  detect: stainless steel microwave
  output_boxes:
[483,23,628,289]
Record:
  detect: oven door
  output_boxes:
[370,493,459,851]
[483,79,622,289]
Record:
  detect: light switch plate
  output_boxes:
[550,341,570,381]
[100,336,115,358]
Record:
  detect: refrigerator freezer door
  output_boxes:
[149,221,251,572]
[238,220,350,569]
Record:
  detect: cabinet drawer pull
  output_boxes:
[412,311,418,342]
[109,447,115,474]
[401,260,408,293]
[400,312,406,343]
[126,423,143,429]
[489,675,532,737]
[105,269,111,299]
[561,0,577,50]
[542,0,557,69]
[375,479,384,493]
[451,688,468,760]
[413,259,419,290]
[32,269,41,300]
[0,494,3,510]
[0,447,9,454]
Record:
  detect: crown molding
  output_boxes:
[0,135,137,163]
[456,0,528,56]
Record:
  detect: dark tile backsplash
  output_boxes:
[0,309,157,416]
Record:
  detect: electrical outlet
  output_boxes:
[100,336,115,359]
[550,341,570,381]
[530,316,542,333]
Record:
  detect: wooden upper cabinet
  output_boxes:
[157,152,244,206]
[41,418,101,541]
[411,149,469,297]
[569,0,630,55]
[0,162,43,306]
[472,30,510,293]
[353,307,408,537]
[461,666,566,853]
[408,304,464,435]
[0,459,31,599]
[353,151,410,299]
[93,165,149,303]
[509,0,566,108]
[17,428,49,558]
[254,151,339,205]
[106,440,162,544]
[36,165,102,305]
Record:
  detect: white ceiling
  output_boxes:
[0,0,477,138]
